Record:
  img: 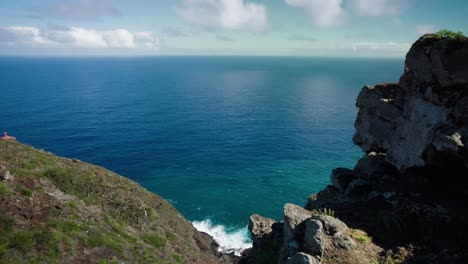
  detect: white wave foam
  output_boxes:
[192,219,252,256]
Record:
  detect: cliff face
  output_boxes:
[354,35,468,171]
[243,34,468,264]
[0,140,225,264]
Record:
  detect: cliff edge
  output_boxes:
[243,34,468,264]
[0,140,228,263]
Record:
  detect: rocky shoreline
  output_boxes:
[241,34,468,263]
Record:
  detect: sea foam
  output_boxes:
[192,219,252,256]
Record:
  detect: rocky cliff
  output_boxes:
[0,140,229,263]
[243,34,468,264]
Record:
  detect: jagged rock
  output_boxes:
[333,232,357,250]
[245,34,468,264]
[248,214,277,249]
[344,179,370,198]
[331,168,356,193]
[283,204,312,242]
[286,252,320,264]
[303,219,325,257]
[305,185,340,210]
[453,97,468,124]
[0,166,13,181]
[280,204,314,262]
[354,34,468,171]
[354,152,396,177]
[315,215,347,236]
[405,34,468,88]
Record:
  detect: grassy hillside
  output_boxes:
[0,140,220,264]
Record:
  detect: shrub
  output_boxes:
[21,187,32,197]
[434,30,465,39]
[312,208,336,218]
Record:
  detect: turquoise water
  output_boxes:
[0,56,403,237]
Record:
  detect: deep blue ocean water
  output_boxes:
[0,56,403,248]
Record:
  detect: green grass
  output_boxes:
[21,187,32,197]
[10,231,35,252]
[86,232,123,252]
[41,166,100,200]
[142,233,166,249]
[351,229,372,244]
[434,29,465,39]
[172,254,183,263]
[0,215,15,233]
[48,220,83,233]
[0,183,12,196]
[0,140,218,263]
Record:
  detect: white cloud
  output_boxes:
[101,29,135,48]
[284,0,346,27]
[350,0,407,16]
[176,0,268,32]
[0,26,53,46]
[416,25,435,35]
[67,27,108,48]
[0,26,159,50]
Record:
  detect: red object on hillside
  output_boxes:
[1,132,16,140]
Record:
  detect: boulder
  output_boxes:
[248,214,277,249]
[0,166,13,181]
[281,204,313,263]
[314,215,347,236]
[283,203,312,242]
[303,219,325,257]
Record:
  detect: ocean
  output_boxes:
[0,56,403,253]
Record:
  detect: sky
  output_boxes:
[0,0,467,57]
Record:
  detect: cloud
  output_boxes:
[416,25,435,35]
[350,0,408,16]
[28,0,121,20]
[176,0,268,32]
[0,26,159,50]
[284,0,346,27]
[0,26,53,46]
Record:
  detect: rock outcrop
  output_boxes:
[243,204,381,264]
[244,34,468,263]
[354,34,468,171]
[0,166,13,181]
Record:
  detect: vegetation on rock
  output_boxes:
[434,29,465,39]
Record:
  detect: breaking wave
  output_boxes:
[192,219,252,256]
